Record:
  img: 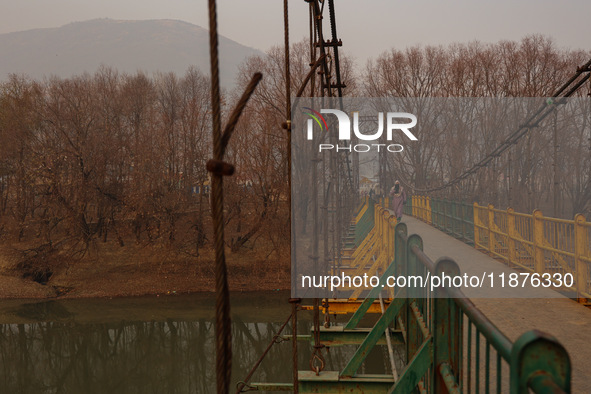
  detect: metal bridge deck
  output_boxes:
[402,215,591,393]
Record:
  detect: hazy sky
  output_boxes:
[1,0,589,64]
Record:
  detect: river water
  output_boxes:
[0,291,391,393]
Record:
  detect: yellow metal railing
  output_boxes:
[473,203,591,300]
[344,202,397,300]
[409,196,591,301]
[411,195,432,224]
[352,196,369,225]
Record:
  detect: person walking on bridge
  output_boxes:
[390,180,406,222]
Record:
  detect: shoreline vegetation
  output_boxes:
[1,36,589,300]
[0,241,291,300]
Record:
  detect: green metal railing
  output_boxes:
[352,197,375,247]
[430,198,475,245]
[386,221,570,393]
[289,209,571,392]
[251,200,572,393]
[411,196,591,301]
[403,197,412,216]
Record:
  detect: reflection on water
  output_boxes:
[0,292,391,393]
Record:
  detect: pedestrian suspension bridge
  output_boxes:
[239,196,591,393]
[201,0,591,392]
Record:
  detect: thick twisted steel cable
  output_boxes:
[310,0,332,98]
[207,1,232,393]
[327,0,343,98]
[221,74,263,156]
[208,2,263,392]
[326,0,353,193]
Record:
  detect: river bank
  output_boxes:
[0,242,290,299]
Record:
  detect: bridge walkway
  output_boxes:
[403,214,591,393]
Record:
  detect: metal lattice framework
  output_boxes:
[238,2,581,393]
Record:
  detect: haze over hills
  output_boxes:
[0,19,263,87]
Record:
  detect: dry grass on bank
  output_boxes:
[0,236,290,300]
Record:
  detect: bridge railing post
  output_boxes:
[394,222,407,286]
[380,206,386,253]
[437,198,445,230]
[385,211,390,261]
[404,194,412,216]
[442,198,446,231]
[442,199,446,230]
[574,214,589,302]
[461,201,473,244]
[460,201,465,240]
[394,222,408,354]
[532,210,545,275]
[466,202,475,244]
[487,204,495,254]
[388,215,397,298]
[447,199,452,234]
[433,258,462,393]
[440,199,445,232]
[420,196,426,221]
[451,200,458,237]
[473,203,480,249]
[418,196,422,221]
[433,198,438,228]
[510,330,571,393]
[406,234,424,365]
[447,199,450,234]
[432,198,438,228]
[507,208,517,267]
[439,198,444,231]
[459,202,464,238]
[386,214,392,264]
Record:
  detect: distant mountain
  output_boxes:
[0,19,263,87]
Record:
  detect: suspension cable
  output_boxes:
[401,59,591,194]
[283,1,300,392]
[235,310,295,393]
[206,1,232,391]
[207,1,263,392]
